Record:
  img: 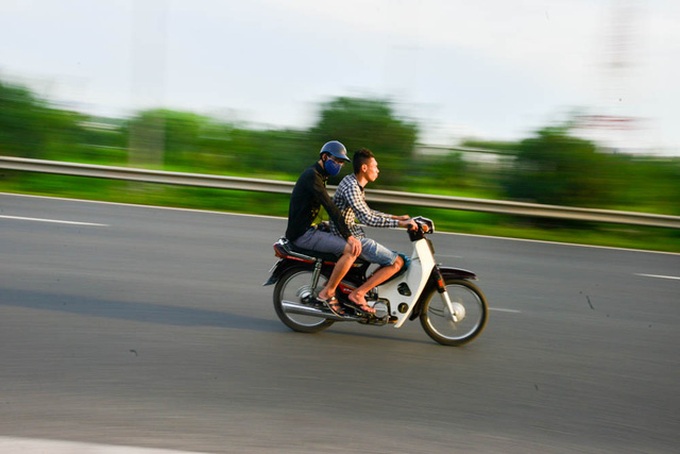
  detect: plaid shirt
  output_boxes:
[331,173,399,238]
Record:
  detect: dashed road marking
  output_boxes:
[490,308,522,313]
[0,436,200,453]
[635,273,680,281]
[0,215,107,227]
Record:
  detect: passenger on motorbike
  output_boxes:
[285,140,362,316]
[331,148,417,313]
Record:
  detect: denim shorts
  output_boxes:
[359,237,398,266]
[292,228,348,256]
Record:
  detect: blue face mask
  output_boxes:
[324,158,343,177]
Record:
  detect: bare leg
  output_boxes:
[317,243,360,301]
[349,255,405,312]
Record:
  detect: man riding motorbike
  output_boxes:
[285,140,362,316]
[331,148,416,314]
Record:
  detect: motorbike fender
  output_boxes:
[438,266,477,281]
[263,259,314,286]
[263,259,284,286]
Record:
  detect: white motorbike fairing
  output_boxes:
[377,238,436,328]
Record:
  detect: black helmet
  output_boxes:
[319,140,350,162]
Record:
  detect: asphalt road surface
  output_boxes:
[1,193,678,453]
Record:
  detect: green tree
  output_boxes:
[614,156,680,215]
[220,126,310,176]
[123,109,313,177]
[504,126,616,208]
[0,80,87,159]
[0,81,46,157]
[124,109,211,169]
[310,97,418,188]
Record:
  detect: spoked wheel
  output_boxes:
[420,278,488,346]
[273,267,335,333]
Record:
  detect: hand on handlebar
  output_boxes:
[399,218,418,231]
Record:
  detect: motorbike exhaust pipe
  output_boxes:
[281,300,362,322]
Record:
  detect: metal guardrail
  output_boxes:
[2,155,679,229]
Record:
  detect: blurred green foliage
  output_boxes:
[0,80,90,160]
[500,125,680,216]
[1,78,679,250]
[505,126,617,208]
[309,97,418,188]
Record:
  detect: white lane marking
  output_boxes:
[436,228,680,256]
[635,273,680,281]
[490,308,522,313]
[0,215,108,227]
[4,193,678,256]
[0,436,200,453]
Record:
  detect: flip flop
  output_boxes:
[316,295,345,316]
[345,298,376,315]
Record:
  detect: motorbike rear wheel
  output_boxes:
[273,267,335,333]
[420,278,488,346]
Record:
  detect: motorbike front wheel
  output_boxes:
[420,278,488,346]
[273,267,335,333]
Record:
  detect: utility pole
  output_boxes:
[128,1,168,168]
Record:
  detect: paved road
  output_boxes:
[1,193,678,453]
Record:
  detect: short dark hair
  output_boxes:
[353,148,374,174]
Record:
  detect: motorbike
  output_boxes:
[264,217,488,346]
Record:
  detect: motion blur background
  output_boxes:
[1,0,678,250]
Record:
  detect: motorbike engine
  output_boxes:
[371,300,389,320]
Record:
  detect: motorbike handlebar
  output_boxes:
[408,216,435,240]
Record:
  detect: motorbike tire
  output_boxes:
[419,278,488,346]
[273,267,335,333]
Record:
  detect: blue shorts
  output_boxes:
[292,228,348,256]
[359,237,398,267]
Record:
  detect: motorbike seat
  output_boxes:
[273,237,339,263]
[274,237,369,265]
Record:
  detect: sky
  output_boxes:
[1,0,678,155]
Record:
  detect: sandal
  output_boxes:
[317,295,345,316]
[346,298,375,315]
